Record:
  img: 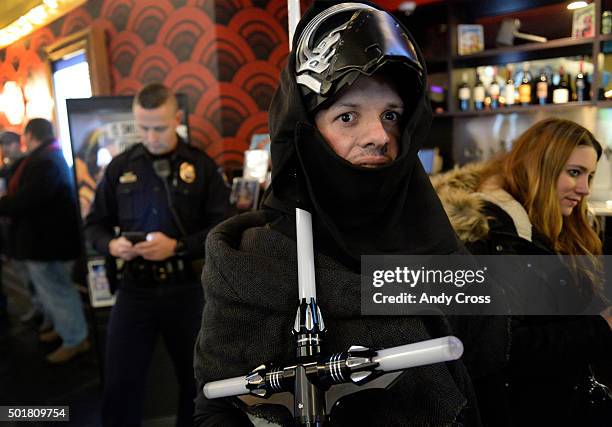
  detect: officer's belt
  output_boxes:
[124,257,196,285]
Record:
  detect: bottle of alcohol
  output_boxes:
[489,66,500,109]
[575,58,590,101]
[458,72,471,111]
[473,72,485,111]
[504,65,516,107]
[583,71,591,101]
[536,68,548,105]
[553,66,569,104]
[518,62,532,106]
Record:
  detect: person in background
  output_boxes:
[0,119,89,363]
[433,117,612,426]
[0,131,22,322]
[0,131,23,169]
[85,83,231,427]
[193,1,486,425]
[0,131,51,326]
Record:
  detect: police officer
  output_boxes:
[85,83,231,427]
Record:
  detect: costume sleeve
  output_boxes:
[0,156,63,216]
[193,392,253,427]
[84,167,119,256]
[181,157,231,259]
[510,315,612,363]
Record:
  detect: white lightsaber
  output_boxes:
[203,375,249,399]
[203,336,463,399]
[296,208,317,301]
[287,0,301,50]
[372,336,464,372]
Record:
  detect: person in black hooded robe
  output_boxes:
[194,1,493,425]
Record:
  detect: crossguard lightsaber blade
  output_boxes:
[203,335,464,399]
[203,208,464,425]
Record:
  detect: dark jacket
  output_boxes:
[433,163,612,427]
[194,211,480,426]
[0,157,24,256]
[0,140,80,261]
[85,140,231,288]
[85,140,230,261]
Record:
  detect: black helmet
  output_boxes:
[294,2,424,111]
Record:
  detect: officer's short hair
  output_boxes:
[0,131,20,146]
[24,118,55,142]
[134,83,178,111]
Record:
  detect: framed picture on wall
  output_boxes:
[230,177,260,211]
[457,25,484,56]
[572,3,596,38]
[86,258,116,308]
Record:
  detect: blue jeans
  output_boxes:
[25,260,87,347]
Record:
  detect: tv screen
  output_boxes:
[66,95,189,219]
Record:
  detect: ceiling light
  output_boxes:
[0,0,86,49]
[567,2,589,10]
[44,0,59,9]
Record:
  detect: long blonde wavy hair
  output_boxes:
[481,118,603,292]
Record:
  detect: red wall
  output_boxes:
[0,0,291,171]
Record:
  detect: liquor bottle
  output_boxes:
[536,68,548,105]
[583,71,591,101]
[458,72,471,111]
[566,71,574,101]
[575,58,590,101]
[489,66,501,109]
[473,72,485,110]
[504,65,516,107]
[552,66,569,104]
[518,62,532,106]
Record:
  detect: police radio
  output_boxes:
[152,159,187,237]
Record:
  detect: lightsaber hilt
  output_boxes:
[293,297,326,359]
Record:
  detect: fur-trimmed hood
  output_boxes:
[431,163,534,244]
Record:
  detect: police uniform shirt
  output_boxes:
[85,137,230,262]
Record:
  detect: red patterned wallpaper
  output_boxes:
[0,0,292,171]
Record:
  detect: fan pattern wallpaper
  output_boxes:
[0,0,311,171]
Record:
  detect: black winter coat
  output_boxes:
[194,211,481,426]
[433,163,612,427]
[0,140,80,260]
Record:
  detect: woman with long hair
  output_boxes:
[434,117,612,426]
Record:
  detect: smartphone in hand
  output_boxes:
[121,231,147,244]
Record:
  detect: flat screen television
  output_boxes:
[66,95,189,219]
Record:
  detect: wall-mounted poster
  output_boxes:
[86,257,116,308]
[230,177,260,211]
[572,3,596,38]
[457,24,484,56]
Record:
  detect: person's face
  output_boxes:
[23,131,37,151]
[3,141,22,161]
[556,145,598,216]
[133,101,181,155]
[314,75,404,168]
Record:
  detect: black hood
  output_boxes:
[262,0,459,269]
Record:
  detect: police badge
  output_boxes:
[179,162,196,183]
